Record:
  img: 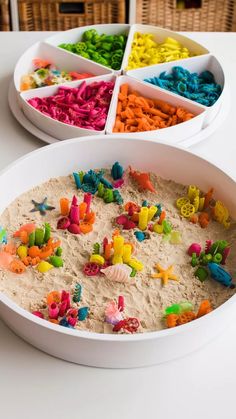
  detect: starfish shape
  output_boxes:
[30,197,55,216]
[151,264,179,286]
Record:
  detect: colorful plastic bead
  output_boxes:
[49,256,63,268]
[37,261,54,273]
[78,307,89,321]
[17,245,28,259]
[73,283,82,303]
[208,262,234,287]
[83,262,100,276]
[111,162,124,180]
[194,266,208,282]
[169,231,182,244]
[165,301,193,315]
[134,231,146,242]
[90,254,105,265]
[188,243,202,257]
[176,197,190,209]
[181,203,195,218]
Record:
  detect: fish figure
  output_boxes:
[208,262,234,288]
[129,166,156,193]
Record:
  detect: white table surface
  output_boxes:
[1,32,236,419]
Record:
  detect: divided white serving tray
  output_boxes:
[10,23,228,146]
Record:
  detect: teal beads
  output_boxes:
[78,307,89,321]
[73,283,82,303]
[111,162,124,180]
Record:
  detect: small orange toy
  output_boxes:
[80,222,93,234]
[47,290,61,305]
[197,300,212,318]
[129,166,156,193]
[13,223,36,238]
[198,212,210,228]
[9,259,26,274]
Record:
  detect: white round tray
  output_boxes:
[8,79,230,148]
[10,24,230,147]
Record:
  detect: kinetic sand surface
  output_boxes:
[0,169,235,333]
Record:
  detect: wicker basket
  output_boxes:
[0,0,10,30]
[18,0,126,31]
[135,0,236,31]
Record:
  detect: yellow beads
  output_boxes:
[153,223,164,234]
[128,258,144,272]
[180,203,195,218]
[214,201,230,228]
[176,197,189,209]
[126,32,192,70]
[37,261,53,273]
[90,254,105,265]
[17,245,28,259]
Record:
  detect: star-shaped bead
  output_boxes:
[30,197,55,216]
[151,264,179,286]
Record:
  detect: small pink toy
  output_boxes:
[116,214,129,225]
[32,311,44,319]
[68,223,81,234]
[113,179,125,189]
[59,300,67,317]
[61,290,71,310]
[48,302,59,319]
[188,243,202,257]
[83,193,92,214]
[222,247,230,265]
[105,300,123,325]
[118,296,125,312]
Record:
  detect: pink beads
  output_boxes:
[27,81,114,131]
[188,243,202,257]
[48,302,59,319]
[32,311,44,319]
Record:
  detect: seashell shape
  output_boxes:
[100,264,133,283]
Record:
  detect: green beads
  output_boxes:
[195,266,209,282]
[44,223,51,243]
[35,228,44,246]
[59,30,128,70]
[93,242,100,255]
[103,189,114,203]
[97,183,105,197]
[165,301,193,315]
[49,256,63,268]
[28,231,35,247]
[56,247,63,257]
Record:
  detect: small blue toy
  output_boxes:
[78,307,89,321]
[30,197,55,216]
[59,317,74,328]
[208,262,235,288]
[134,231,145,242]
[111,162,124,180]
[0,227,7,244]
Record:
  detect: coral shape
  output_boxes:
[151,264,179,286]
